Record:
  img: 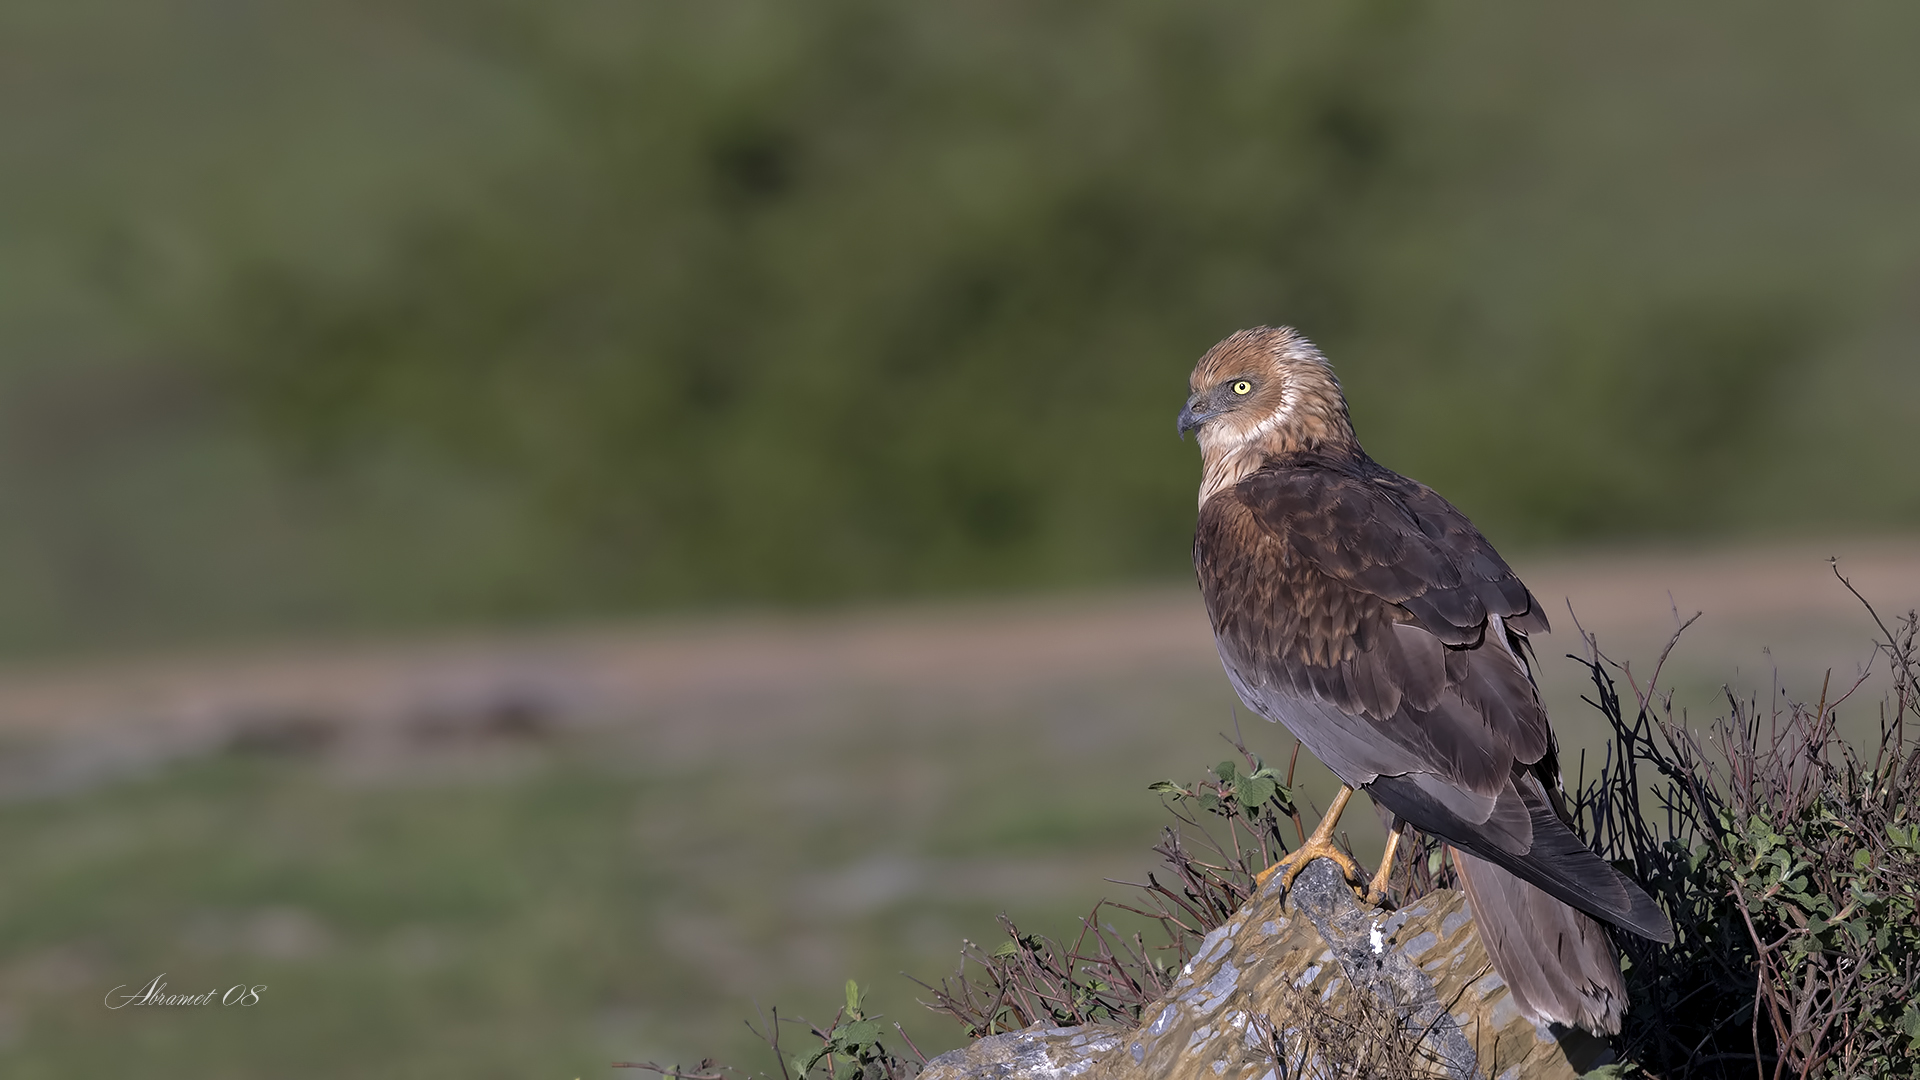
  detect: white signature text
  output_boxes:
[105,975,266,1009]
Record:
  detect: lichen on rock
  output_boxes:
[919,860,1616,1080]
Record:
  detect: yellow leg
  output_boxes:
[1365,825,1404,906]
[1253,785,1367,896]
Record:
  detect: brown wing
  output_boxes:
[1194,450,1550,797]
[1196,451,1673,947]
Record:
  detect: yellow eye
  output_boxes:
[1231,380,1252,395]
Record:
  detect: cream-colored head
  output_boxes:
[1176,326,1356,507]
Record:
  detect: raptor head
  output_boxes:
[1178,326,1358,505]
[1178,326,1354,448]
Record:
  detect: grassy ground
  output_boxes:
[0,671,1240,1077]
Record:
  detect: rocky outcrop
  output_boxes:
[919,859,1616,1080]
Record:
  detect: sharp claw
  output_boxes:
[1256,841,1370,899]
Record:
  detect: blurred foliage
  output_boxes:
[5,1,1920,648]
[203,1,1436,610]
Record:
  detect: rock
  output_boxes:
[918,1026,1125,1080]
[919,859,1616,1080]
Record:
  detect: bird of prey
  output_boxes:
[1177,326,1673,1035]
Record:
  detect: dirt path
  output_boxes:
[0,537,1911,794]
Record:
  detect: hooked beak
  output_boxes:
[1176,393,1213,440]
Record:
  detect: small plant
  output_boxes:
[915,738,1311,1036]
[619,982,923,1080]
[785,982,921,1080]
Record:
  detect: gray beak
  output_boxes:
[1176,393,1211,440]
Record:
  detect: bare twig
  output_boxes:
[614,1061,731,1079]
[1832,558,1919,698]
[892,1022,928,1065]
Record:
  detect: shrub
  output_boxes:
[1576,565,1920,1078]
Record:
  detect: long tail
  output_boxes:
[1451,846,1627,1035]
[1368,770,1674,943]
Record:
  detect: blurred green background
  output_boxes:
[4,1,1920,1076]
[7,0,1919,656]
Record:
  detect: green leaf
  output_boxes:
[845,979,863,1019]
[1236,774,1276,810]
[795,1046,831,1075]
[1214,761,1237,783]
[1147,780,1186,795]
[836,1019,882,1048]
[1897,1004,1920,1041]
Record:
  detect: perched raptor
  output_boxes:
[1178,326,1672,1035]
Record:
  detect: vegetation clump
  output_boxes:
[1581,567,1920,1079]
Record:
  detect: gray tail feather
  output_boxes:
[1368,772,1674,944]
[1451,846,1627,1036]
[1501,791,1674,944]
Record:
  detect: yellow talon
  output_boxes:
[1254,785,1372,900]
[1364,824,1405,906]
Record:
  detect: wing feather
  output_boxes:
[1195,450,1550,788]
